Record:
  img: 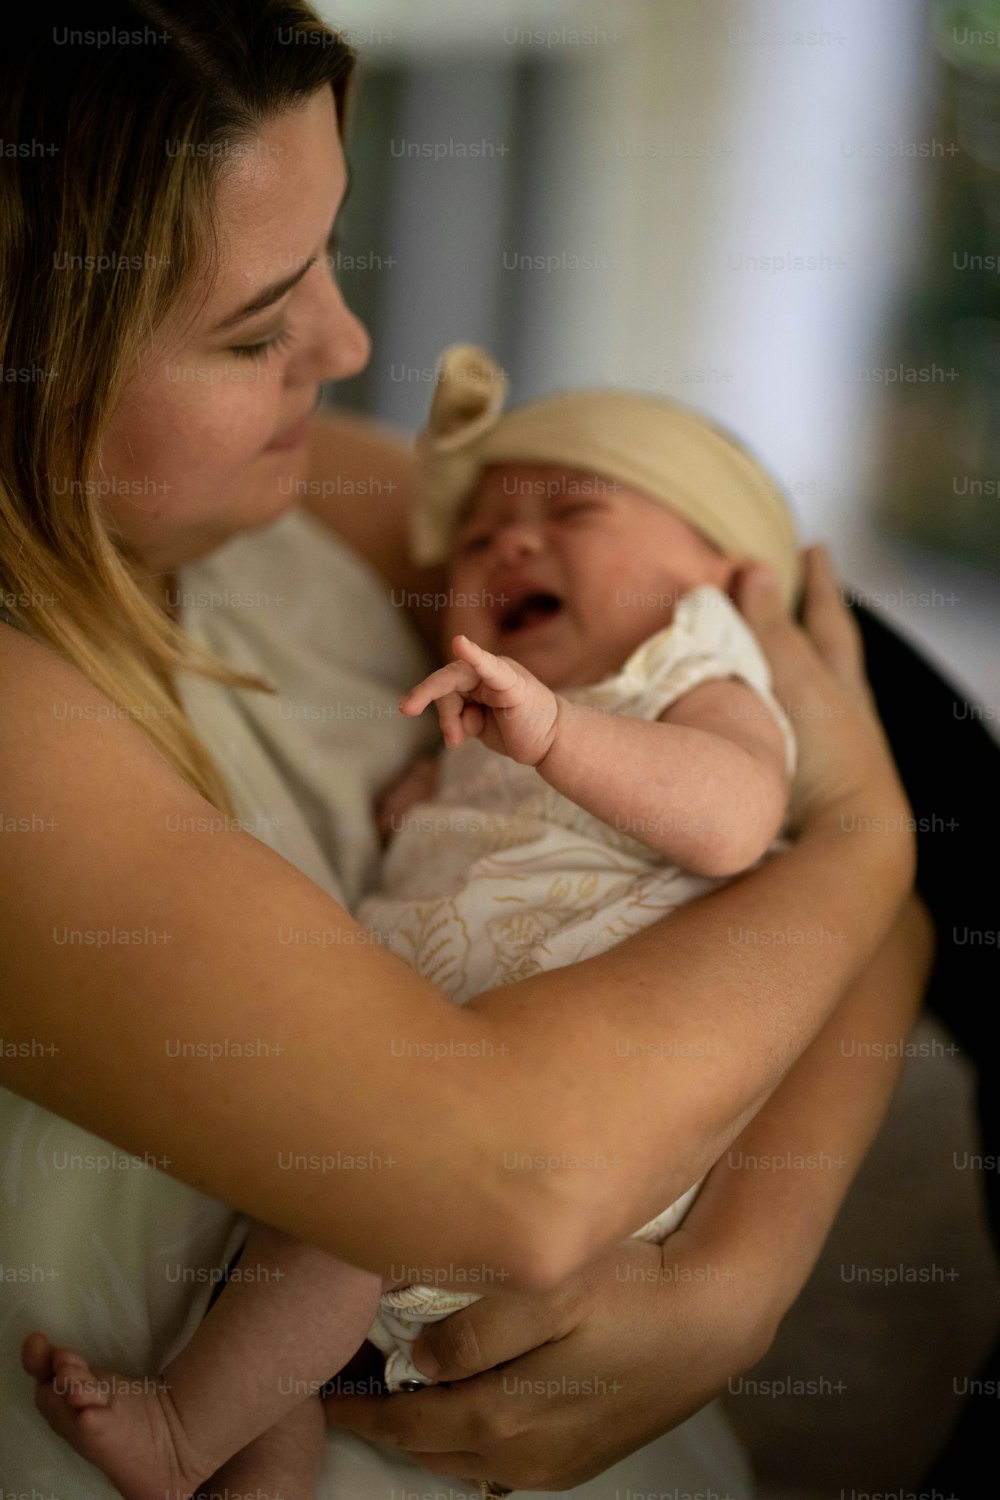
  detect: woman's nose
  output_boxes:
[322,282,371,381]
[299,273,371,385]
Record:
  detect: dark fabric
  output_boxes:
[853,602,999,1493]
[855,602,1000,1234]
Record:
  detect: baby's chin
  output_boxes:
[445,616,599,690]
[442,618,490,653]
[494,635,582,691]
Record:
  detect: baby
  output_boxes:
[23,345,800,1499]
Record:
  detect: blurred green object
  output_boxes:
[876,2,1000,571]
[935,0,1000,73]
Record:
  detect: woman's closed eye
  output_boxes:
[230,322,295,362]
[229,224,348,363]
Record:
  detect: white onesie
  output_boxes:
[357,585,796,1391]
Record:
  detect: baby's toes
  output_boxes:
[20,1331,56,1382]
[52,1348,109,1410]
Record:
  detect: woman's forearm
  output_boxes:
[1,761,911,1294]
[462,800,916,1262]
[673,893,934,1348]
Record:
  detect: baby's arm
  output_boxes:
[543,675,789,876]
[400,635,788,877]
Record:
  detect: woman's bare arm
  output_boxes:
[682,891,935,1346]
[0,554,914,1289]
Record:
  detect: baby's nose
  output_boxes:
[493,523,543,560]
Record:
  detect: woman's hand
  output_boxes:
[324,1231,765,1492]
[732,545,905,836]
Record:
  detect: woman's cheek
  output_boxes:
[172,374,284,481]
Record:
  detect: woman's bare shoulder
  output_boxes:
[0,618,186,806]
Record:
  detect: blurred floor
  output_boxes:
[722,1016,1000,1499]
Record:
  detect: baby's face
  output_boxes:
[443,462,738,689]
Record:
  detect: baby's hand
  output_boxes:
[399,635,560,765]
[374,755,439,846]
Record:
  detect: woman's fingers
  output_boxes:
[730,561,786,639]
[323,1381,485,1456]
[799,545,867,689]
[731,562,816,711]
[732,555,885,828]
[733,548,865,696]
[413,1287,571,1384]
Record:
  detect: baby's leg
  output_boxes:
[198,1394,326,1500]
[23,1221,381,1500]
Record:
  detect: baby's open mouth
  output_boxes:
[498,591,563,635]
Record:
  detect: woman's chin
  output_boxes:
[174,487,303,569]
[259,445,312,505]
[239,462,311,529]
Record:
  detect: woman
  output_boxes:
[0,5,928,1496]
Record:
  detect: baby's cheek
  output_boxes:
[443,604,488,655]
[442,569,496,650]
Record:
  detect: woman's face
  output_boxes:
[98,87,369,576]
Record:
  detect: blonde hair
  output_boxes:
[0,3,355,810]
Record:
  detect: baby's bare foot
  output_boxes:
[21,1332,212,1500]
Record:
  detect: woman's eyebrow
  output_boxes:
[211,158,352,334]
[212,163,353,334]
[210,257,318,334]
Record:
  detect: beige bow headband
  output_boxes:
[410,344,801,611]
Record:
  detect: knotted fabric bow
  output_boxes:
[409,343,802,612]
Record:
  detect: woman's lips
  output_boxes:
[263,412,314,452]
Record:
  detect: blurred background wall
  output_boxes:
[320,0,1000,735]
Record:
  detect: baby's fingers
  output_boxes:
[459,701,486,740]
[451,635,520,696]
[400,659,481,716]
[435,690,471,749]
